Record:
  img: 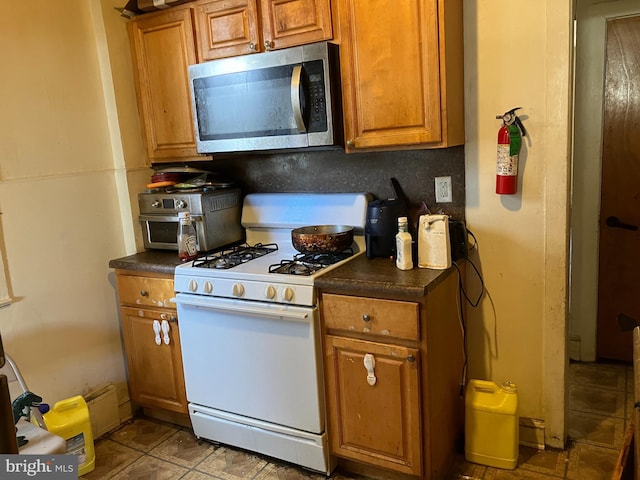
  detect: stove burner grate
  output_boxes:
[268,248,354,276]
[192,243,278,269]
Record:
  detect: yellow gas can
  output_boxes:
[43,395,95,476]
[465,379,518,469]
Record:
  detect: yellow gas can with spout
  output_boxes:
[43,395,95,476]
[465,379,518,469]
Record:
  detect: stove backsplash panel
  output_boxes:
[162,146,465,221]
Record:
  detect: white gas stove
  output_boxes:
[173,193,370,475]
[174,193,370,306]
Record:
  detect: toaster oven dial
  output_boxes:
[176,200,187,209]
[264,285,276,300]
[204,281,213,294]
[232,283,245,297]
[152,200,161,208]
[188,279,198,292]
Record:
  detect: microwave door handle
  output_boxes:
[290,65,307,133]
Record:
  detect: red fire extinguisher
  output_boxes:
[496,107,527,195]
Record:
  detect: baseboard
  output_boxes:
[568,334,581,361]
[119,400,134,425]
[519,417,545,450]
[85,384,120,439]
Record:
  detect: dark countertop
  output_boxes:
[109,250,458,297]
[315,254,458,298]
[108,250,183,275]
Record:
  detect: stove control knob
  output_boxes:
[232,283,245,297]
[265,285,276,300]
[283,287,294,302]
[204,281,213,294]
[151,200,161,208]
[188,279,198,292]
[176,200,187,209]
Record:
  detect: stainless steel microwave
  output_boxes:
[188,42,342,154]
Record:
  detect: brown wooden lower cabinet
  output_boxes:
[119,306,187,414]
[325,335,422,475]
[115,271,188,417]
[319,268,464,479]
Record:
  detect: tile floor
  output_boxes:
[84,361,631,480]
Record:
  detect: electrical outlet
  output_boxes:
[435,176,452,203]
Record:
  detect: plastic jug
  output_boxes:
[465,379,518,469]
[43,395,95,476]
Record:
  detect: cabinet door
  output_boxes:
[128,8,200,161]
[194,0,262,61]
[120,307,188,414]
[336,0,442,150]
[260,0,332,51]
[324,335,422,475]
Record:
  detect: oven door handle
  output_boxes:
[174,293,312,322]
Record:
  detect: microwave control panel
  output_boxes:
[304,60,328,133]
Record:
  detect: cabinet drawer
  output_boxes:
[116,275,175,309]
[322,294,419,341]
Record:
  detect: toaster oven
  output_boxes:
[138,188,243,252]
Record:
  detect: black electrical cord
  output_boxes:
[452,228,485,396]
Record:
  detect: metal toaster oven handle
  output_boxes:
[139,214,203,223]
[290,65,306,133]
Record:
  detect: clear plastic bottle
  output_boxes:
[395,216,413,270]
[178,212,198,262]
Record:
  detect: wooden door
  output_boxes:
[120,307,188,413]
[597,16,640,362]
[259,0,332,50]
[336,0,442,151]
[194,0,262,60]
[128,7,200,161]
[324,335,421,475]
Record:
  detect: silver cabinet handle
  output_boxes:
[140,290,148,297]
[407,354,416,363]
[264,40,273,50]
[362,314,371,322]
[290,65,306,133]
[249,43,256,51]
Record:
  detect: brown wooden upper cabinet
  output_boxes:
[194,0,333,61]
[127,0,463,162]
[335,0,464,151]
[128,6,202,162]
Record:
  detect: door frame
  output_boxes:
[569,0,640,361]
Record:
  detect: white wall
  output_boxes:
[463,1,573,447]
[0,1,131,408]
[0,0,578,448]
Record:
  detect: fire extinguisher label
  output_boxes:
[496,144,518,176]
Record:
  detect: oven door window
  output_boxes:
[141,215,202,250]
[193,63,314,140]
[147,221,188,245]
